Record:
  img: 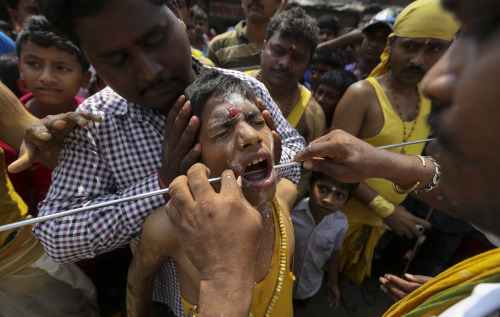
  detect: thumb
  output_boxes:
[8,144,35,173]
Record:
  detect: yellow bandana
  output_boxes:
[370,0,460,77]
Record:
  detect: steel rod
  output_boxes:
[0,138,435,232]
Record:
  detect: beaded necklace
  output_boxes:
[187,199,288,317]
[257,70,298,119]
[385,74,421,154]
[264,198,288,317]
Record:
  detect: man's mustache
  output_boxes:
[247,0,264,9]
[402,65,426,76]
[270,67,293,78]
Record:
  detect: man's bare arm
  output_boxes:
[293,130,436,193]
[0,82,36,149]
[127,207,177,317]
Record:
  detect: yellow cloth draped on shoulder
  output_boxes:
[370,0,460,77]
[384,248,500,317]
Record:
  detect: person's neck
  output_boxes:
[386,71,418,95]
[25,98,77,119]
[260,72,296,105]
[243,18,270,49]
[356,57,380,78]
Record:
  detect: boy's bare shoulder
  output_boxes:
[140,207,180,257]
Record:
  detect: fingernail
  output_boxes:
[189,117,195,126]
[194,143,201,151]
[405,273,413,278]
[183,102,190,111]
[303,161,313,169]
[379,277,384,284]
[380,285,387,293]
[385,274,390,280]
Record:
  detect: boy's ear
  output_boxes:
[80,70,92,89]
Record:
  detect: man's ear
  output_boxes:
[8,9,22,29]
[387,36,395,54]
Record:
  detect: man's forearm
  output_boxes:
[0,82,37,150]
[373,150,436,191]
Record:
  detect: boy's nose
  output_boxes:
[39,66,56,84]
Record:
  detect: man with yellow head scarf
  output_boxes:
[330,0,460,288]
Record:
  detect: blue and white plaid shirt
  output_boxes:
[34,58,305,316]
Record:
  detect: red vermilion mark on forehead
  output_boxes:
[289,44,296,54]
[228,108,242,119]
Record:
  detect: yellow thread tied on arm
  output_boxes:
[368,195,395,218]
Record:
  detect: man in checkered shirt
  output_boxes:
[32,0,305,316]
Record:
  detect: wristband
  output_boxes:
[368,195,395,218]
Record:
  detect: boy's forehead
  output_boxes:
[21,40,80,64]
[207,94,258,115]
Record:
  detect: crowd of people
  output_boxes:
[0,0,499,316]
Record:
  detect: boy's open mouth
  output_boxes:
[239,153,274,189]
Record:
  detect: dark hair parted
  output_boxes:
[319,69,358,95]
[265,7,319,58]
[35,0,178,46]
[185,68,258,120]
[310,170,359,200]
[317,15,339,36]
[16,16,90,72]
[312,46,346,70]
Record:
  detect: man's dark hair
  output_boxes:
[319,69,358,95]
[190,5,207,22]
[16,15,90,72]
[185,68,257,121]
[360,4,382,18]
[265,7,319,58]
[310,170,359,199]
[312,46,346,70]
[317,15,339,37]
[0,51,22,98]
[35,0,178,46]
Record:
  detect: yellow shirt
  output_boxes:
[341,77,431,227]
[181,197,294,316]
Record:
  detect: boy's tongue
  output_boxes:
[243,161,268,182]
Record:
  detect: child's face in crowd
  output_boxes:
[309,62,332,92]
[18,41,90,106]
[199,93,276,207]
[313,83,342,124]
[308,178,349,222]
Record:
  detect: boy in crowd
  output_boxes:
[314,69,358,132]
[16,16,91,118]
[1,16,91,215]
[308,45,345,93]
[317,15,339,44]
[292,171,357,311]
[127,69,297,316]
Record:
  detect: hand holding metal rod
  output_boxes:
[0,138,435,232]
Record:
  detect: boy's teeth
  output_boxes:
[247,158,266,166]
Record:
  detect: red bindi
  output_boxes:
[228,108,242,119]
[289,44,296,54]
